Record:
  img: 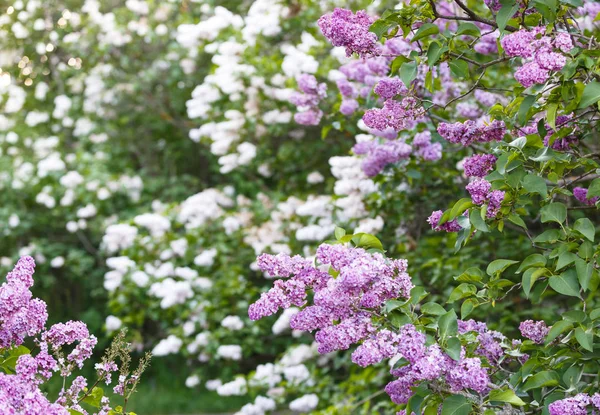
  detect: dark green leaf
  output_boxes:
[540,203,567,224]
[441,394,471,415]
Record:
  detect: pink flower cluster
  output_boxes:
[318,8,379,57]
[291,74,327,126]
[466,178,505,218]
[249,244,413,355]
[501,28,573,87]
[437,120,506,146]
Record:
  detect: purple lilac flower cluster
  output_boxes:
[334,36,415,120]
[0,256,47,348]
[519,320,550,344]
[520,114,579,150]
[353,139,413,177]
[427,210,462,233]
[351,130,441,177]
[385,325,490,404]
[249,244,413,355]
[466,178,505,218]
[363,97,426,132]
[290,74,327,126]
[574,186,599,206]
[0,257,116,415]
[501,28,573,87]
[463,154,497,178]
[437,119,506,146]
[318,8,379,57]
[458,319,506,364]
[548,393,600,415]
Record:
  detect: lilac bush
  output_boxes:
[0,256,149,415]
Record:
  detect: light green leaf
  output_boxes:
[488,388,526,407]
[486,259,518,276]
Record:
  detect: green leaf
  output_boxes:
[438,309,458,340]
[578,81,600,109]
[575,258,593,291]
[508,214,527,229]
[448,283,477,303]
[354,233,384,251]
[532,0,557,22]
[427,41,446,67]
[455,267,485,283]
[522,371,560,391]
[574,218,595,241]
[547,102,559,129]
[390,55,412,75]
[588,178,600,198]
[469,208,489,232]
[488,388,526,406]
[574,327,594,352]
[461,299,476,319]
[400,61,418,87]
[449,60,469,79]
[549,270,581,297]
[518,95,537,125]
[486,259,518,276]
[563,310,587,323]
[444,337,462,361]
[517,254,546,273]
[556,251,577,270]
[450,198,474,219]
[369,19,396,39]
[522,174,548,198]
[334,226,346,240]
[421,302,447,316]
[590,308,600,321]
[533,229,563,243]
[384,299,407,313]
[82,386,105,408]
[522,267,548,298]
[441,394,471,415]
[497,1,519,32]
[411,23,439,43]
[540,203,567,224]
[545,320,572,344]
[456,23,481,37]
